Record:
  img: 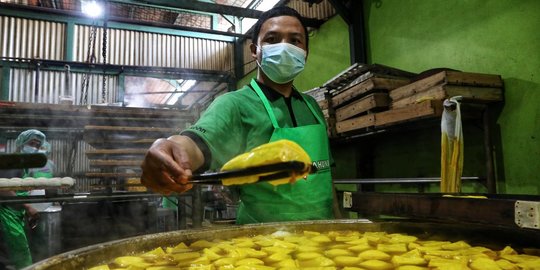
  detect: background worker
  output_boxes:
[0,129,45,269]
[141,6,338,224]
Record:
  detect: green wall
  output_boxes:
[238,15,351,91]
[364,0,540,194]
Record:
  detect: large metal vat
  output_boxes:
[24,219,540,270]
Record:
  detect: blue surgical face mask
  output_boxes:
[257,43,307,84]
[22,145,39,154]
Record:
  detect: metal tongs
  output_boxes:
[189,161,314,184]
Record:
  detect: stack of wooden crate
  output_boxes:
[321,66,504,137]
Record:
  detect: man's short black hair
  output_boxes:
[251,6,309,51]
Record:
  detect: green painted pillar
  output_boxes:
[1,62,10,101]
[65,21,75,61]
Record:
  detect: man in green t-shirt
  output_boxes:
[141,6,337,224]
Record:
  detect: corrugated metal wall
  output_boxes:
[74,25,234,71]
[9,68,118,105]
[0,16,65,60]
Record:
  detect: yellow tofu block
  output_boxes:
[203,248,222,261]
[387,234,418,244]
[400,249,423,258]
[346,238,369,245]
[418,240,451,247]
[469,257,502,270]
[142,247,167,258]
[366,235,391,246]
[234,265,276,270]
[269,258,297,268]
[501,254,540,263]
[358,259,393,270]
[329,244,352,250]
[325,248,355,258]
[296,252,324,260]
[263,253,291,264]
[186,265,215,270]
[241,248,267,259]
[332,255,362,267]
[296,256,335,267]
[235,258,265,266]
[227,248,248,259]
[273,239,298,249]
[441,241,471,251]
[516,260,540,269]
[395,266,428,270]
[499,246,518,256]
[254,240,275,247]
[171,252,201,262]
[191,240,216,249]
[148,266,192,270]
[114,256,152,268]
[391,255,427,266]
[377,243,408,253]
[296,246,323,253]
[262,246,293,255]
[213,257,238,266]
[495,259,519,270]
[358,250,391,261]
[310,235,332,243]
[217,265,235,270]
[283,236,305,243]
[459,247,497,258]
[336,236,361,242]
[348,244,372,253]
[422,249,459,258]
[428,258,468,269]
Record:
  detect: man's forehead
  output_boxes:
[259,15,305,36]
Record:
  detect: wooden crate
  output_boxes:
[376,100,443,127]
[333,77,409,108]
[390,70,503,101]
[392,83,504,109]
[335,93,390,122]
[336,114,376,134]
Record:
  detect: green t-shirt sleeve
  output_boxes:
[182,92,246,170]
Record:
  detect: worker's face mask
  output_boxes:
[22,145,39,154]
[257,43,306,84]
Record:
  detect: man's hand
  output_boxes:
[24,204,40,229]
[141,137,202,195]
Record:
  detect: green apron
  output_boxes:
[236,79,334,224]
[0,205,32,269]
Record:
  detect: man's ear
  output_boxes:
[250,43,257,59]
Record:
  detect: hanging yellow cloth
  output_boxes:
[441,96,464,193]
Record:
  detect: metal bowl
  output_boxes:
[25,219,540,270]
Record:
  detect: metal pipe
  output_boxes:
[334,177,483,184]
[34,61,41,102]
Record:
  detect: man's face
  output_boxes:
[251,15,307,61]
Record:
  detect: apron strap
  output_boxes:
[250,79,324,128]
[251,79,280,129]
